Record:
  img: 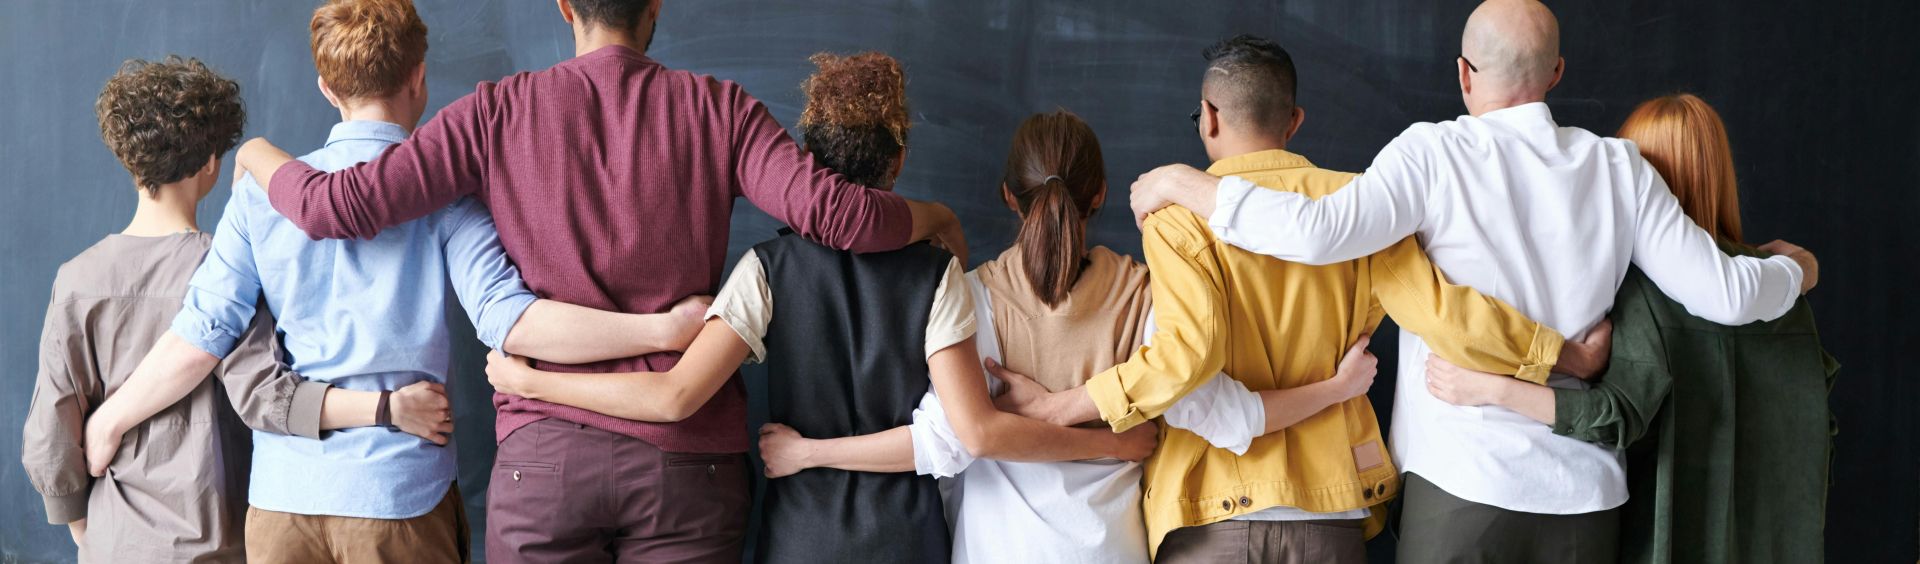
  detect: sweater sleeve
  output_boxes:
[268,91,490,240]
[727,88,911,253]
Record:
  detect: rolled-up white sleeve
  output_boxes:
[909,391,974,477]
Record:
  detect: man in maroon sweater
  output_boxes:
[232,1,963,562]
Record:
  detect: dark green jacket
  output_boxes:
[1553,244,1838,564]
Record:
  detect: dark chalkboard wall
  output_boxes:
[2,2,1913,562]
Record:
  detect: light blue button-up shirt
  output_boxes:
[172,120,535,519]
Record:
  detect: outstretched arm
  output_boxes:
[758,423,914,478]
[502,297,710,364]
[728,88,963,258]
[1128,134,1432,265]
[244,91,492,240]
[486,318,752,422]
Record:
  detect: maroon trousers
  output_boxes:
[485,419,750,563]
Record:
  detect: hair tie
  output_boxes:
[1042,175,1065,185]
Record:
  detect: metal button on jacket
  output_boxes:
[1239,496,1253,508]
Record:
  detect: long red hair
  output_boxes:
[1617,93,1743,243]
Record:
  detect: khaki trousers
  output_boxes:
[245,484,469,563]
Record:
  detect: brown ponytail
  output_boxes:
[1004,111,1106,308]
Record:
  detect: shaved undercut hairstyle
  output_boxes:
[1201,34,1298,139]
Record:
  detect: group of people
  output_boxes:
[21,0,1835,563]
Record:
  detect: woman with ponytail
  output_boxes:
[758,111,1283,563]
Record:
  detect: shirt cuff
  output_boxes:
[286,380,332,440]
[43,491,87,524]
[1161,373,1262,455]
[170,309,241,360]
[1769,254,1805,317]
[1516,323,1565,385]
[476,293,538,351]
[909,392,972,477]
[1549,387,1592,438]
[1086,368,1150,433]
[1204,176,1260,239]
[707,310,767,364]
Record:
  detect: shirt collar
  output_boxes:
[1206,149,1315,177]
[325,120,409,147]
[1476,101,1557,128]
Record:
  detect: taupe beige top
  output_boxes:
[21,232,324,563]
[973,246,1153,393]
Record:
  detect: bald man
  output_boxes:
[1127,0,1818,562]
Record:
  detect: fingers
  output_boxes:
[984,358,1033,385]
[1349,333,1372,353]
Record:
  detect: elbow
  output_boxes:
[952,420,1000,459]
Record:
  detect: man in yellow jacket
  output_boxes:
[993,35,1606,563]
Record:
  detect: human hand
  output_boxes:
[1109,420,1159,462]
[1326,335,1378,401]
[1425,354,1517,407]
[932,220,969,265]
[757,423,814,479]
[1758,239,1818,294]
[485,350,536,398]
[986,358,1053,422]
[1556,319,1613,381]
[390,381,453,445]
[661,295,714,352]
[1130,164,1219,225]
[67,518,86,549]
[83,410,128,477]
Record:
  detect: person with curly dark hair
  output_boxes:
[484,52,1156,564]
[20,54,283,563]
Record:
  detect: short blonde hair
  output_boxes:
[310,0,428,101]
[1617,94,1743,243]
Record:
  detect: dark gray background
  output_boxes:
[2,1,1913,562]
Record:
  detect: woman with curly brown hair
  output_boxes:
[18,55,267,563]
[485,52,1156,564]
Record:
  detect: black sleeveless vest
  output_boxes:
[753,232,953,564]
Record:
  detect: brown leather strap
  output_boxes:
[375,389,394,430]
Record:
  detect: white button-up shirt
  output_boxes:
[1204,102,1804,514]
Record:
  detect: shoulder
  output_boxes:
[48,241,114,301]
[1139,206,1213,257]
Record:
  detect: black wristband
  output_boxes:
[375,389,394,430]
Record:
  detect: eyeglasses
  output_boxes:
[1189,100,1213,128]
[1461,54,1479,73]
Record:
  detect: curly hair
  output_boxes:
[797,52,910,189]
[311,0,429,101]
[95,56,246,195]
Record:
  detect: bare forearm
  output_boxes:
[965,412,1120,462]
[1042,387,1104,427]
[93,333,220,437]
[805,426,916,473]
[237,138,295,194]
[1258,382,1346,435]
[1165,174,1220,220]
[1493,380,1557,425]
[503,300,674,364]
[906,200,957,243]
[316,388,379,430]
[512,369,687,422]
